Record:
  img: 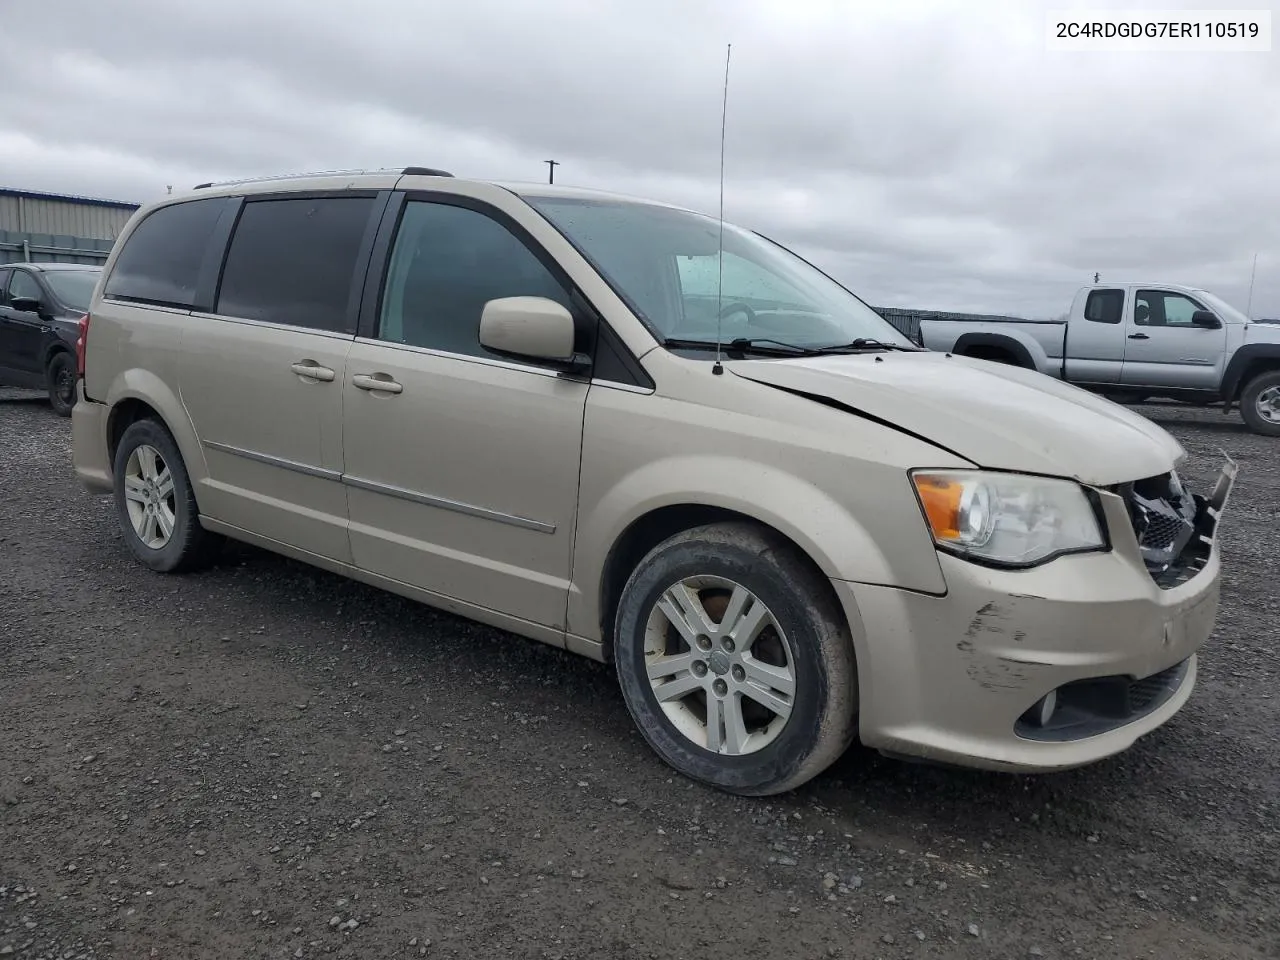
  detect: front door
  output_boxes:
[342,196,590,629]
[0,269,14,378]
[179,193,384,563]
[0,270,50,379]
[1121,288,1228,390]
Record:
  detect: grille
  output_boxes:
[1128,661,1186,711]
[1117,470,1207,588]
[1138,512,1185,551]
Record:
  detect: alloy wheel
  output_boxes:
[1256,385,1280,423]
[122,444,177,549]
[643,575,796,755]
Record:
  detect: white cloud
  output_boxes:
[2,0,1277,316]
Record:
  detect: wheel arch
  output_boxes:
[41,338,74,369]
[597,504,850,661]
[1222,343,1280,402]
[951,332,1038,369]
[103,370,208,492]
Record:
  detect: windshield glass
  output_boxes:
[42,270,101,312]
[1195,289,1250,324]
[524,196,911,350]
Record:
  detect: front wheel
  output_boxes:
[613,522,858,796]
[112,418,224,572]
[1240,370,1280,437]
[46,352,77,417]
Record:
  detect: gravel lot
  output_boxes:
[1,389,1276,960]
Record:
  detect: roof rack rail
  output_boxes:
[401,166,454,177]
[192,166,455,190]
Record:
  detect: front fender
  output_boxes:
[1222,341,1280,401]
[40,331,75,368]
[567,453,946,643]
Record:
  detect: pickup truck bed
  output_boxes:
[907,284,1280,436]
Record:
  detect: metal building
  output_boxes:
[0,187,140,266]
[875,305,1029,343]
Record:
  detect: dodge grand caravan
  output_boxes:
[72,167,1236,795]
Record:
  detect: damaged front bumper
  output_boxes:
[835,458,1236,773]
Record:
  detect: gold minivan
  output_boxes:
[72,168,1235,795]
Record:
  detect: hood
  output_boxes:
[729,351,1184,486]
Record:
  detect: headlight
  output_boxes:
[911,470,1106,566]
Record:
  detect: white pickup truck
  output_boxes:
[917,283,1280,436]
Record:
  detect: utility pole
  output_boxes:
[544,160,559,184]
[1246,252,1259,319]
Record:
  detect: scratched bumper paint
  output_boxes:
[831,487,1224,772]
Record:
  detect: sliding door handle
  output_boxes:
[352,373,403,394]
[1127,333,1150,340]
[290,361,336,381]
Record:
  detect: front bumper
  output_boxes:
[836,461,1233,772]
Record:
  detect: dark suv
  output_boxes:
[0,262,100,415]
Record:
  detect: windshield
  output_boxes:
[524,196,911,350]
[42,270,101,312]
[1195,289,1250,324]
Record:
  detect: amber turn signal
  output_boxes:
[912,474,965,542]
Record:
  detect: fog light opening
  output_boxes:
[1031,689,1058,728]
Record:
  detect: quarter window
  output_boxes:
[1083,289,1123,324]
[1134,290,1207,327]
[376,201,571,358]
[103,198,229,308]
[217,197,377,333]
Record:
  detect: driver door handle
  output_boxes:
[1128,333,1150,340]
[290,361,336,381]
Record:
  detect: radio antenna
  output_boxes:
[1246,251,1259,319]
[712,42,732,376]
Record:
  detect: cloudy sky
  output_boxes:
[3,0,1277,317]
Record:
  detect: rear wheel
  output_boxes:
[46,352,76,417]
[112,418,224,572]
[613,522,858,796]
[1240,370,1280,437]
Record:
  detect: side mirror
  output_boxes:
[479,296,588,370]
[1191,310,1221,329]
[10,296,42,314]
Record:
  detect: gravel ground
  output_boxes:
[1,390,1277,960]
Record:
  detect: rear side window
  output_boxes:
[104,198,228,308]
[1084,289,1124,324]
[217,197,376,333]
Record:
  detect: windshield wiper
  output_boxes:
[662,337,812,356]
[663,337,920,356]
[817,338,921,353]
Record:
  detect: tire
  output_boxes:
[1239,370,1280,437]
[613,521,858,796]
[112,418,224,572]
[46,351,77,417]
